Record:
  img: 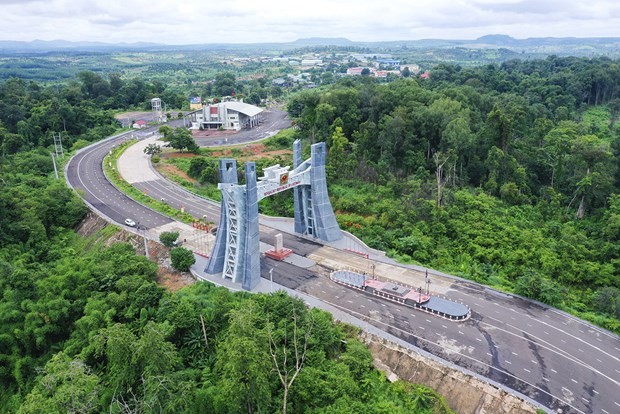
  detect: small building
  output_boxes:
[346,67,376,76]
[132,120,147,129]
[301,59,323,66]
[272,78,289,87]
[400,64,421,74]
[376,59,400,68]
[420,72,430,79]
[184,101,264,131]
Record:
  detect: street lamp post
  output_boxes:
[137,222,149,259]
[269,268,274,293]
[425,269,431,295]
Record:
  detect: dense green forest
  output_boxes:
[172,56,620,333]
[283,56,620,332]
[0,71,453,412]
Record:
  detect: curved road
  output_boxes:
[66,116,620,414]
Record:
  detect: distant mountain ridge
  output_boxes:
[0,35,619,53]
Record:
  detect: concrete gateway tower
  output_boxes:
[205,140,342,290]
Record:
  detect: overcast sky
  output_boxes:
[1,0,619,44]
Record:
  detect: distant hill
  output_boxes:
[475,34,521,46]
[290,37,354,46]
[0,35,619,56]
[0,39,163,53]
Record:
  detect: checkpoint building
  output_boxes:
[184,101,263,131]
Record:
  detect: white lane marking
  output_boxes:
[381,303,386,307]
[571,378,578,384]
[601,409,609,414]
[323,298,588,414]
[596,358,602,363]
[512,352,518,356]
[442,325,448,329]
[615,369,620,374]
[459,331,464,335]
[523,368,531,373]
[593,390,599,395]
[476,338,482,342]
[505,360,512,365]
[395,308,402,312]
[486,353,492,357]
[551,368,557,373]
[578,349,584,353]
[542,377,549,382]
[561,339,567,343]
[360,304,365,308]
[615,401,620,407]
[418,326,425,330]
[346,300,353,304]
[544,331,550,335]
[581,397,589,403]
[426,319,431,323]
[531,360,538,365]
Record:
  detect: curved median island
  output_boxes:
[331,270,471,321]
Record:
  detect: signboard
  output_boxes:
[262,181,301,199]
[190,96,202,104]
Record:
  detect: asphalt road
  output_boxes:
[66,127,175,230]
[262,258,620,414]
[65,118,620,414]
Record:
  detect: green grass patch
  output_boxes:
[103,141,196,224]
[263,127,297,150]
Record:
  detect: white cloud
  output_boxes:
[1,0,619,44]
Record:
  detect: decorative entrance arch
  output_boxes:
[205,140,342,290]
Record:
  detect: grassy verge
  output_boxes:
[154,156,222,202]
[103,140,197,224]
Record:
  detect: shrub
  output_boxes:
[170,247,195,272]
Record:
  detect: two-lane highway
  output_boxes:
[66,127,184,229]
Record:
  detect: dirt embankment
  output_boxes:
[76,212,194,291]
[360,332,541,414]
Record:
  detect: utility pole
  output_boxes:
[53,132,64,158]
[50,152,59,179]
